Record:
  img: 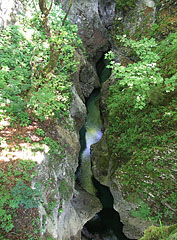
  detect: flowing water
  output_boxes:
[78,89,103,195]
[77,55,132,240]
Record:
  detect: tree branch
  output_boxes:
[32,0,39,14]
[47,0,54,15]
[62,0,74,26]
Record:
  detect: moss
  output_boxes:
[136,0,177,40]
[105,70,177,223]
[115,144,177,223]
[115,0,136,13]
[155,31,177,78]
[58,180,72,201]
[44,233,56,240]
[140,224,177,240]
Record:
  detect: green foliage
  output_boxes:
[44,198,57,216]
[10,180,42,209]
[0,3,83,123]
[58,180,71,200]
[140,224,177,240]
[105,35,176,109]
[105,35,177,223]
[108,97,177,222]
[0,160,37,234]
[0,25,32,125]
[45,234,56,240]
[156,31,177,79]
[26,4,82,121]
[131,202,151,220]
[0,1,81,238]
[42,136,65,161]
[35,128,45,136]
[0,234,9,240]
[0,187,13,233]
[116,0,136,12]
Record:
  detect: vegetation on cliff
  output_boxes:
[0,0,82,239]
[115,0,136,13]
[105,0,177,236]
[140,223,177,240]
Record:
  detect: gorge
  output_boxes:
[76,54,131,240]
[0,0,176,239]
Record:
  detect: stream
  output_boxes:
[77,55,131,240]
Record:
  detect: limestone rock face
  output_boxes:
[73,50,100,102]
[110,180,151,239]
[124,0,156,36]
[34,119,79,239]
[60,0,116,98]
[0,0,23,28]
[34,116,101,240]
[54,187,101,240]
[98,0,116,30]
[91,134,110,185]
[79,63,100,98]
[114,0,156,37]
[60,0,112,61]
[71,85,87,129]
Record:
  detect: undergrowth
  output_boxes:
[0,2,82,125]
[0,1,83,239]
[0,160,40,240]
[105,34,177,224]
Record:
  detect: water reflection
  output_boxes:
[79,55,132,240]
[84,128,103,156]
[78,89,102,194]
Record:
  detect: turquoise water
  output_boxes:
[79,55,132,240]
[79,89,103,195]
[78,55,111,194]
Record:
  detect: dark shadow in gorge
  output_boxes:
[82,177,131,240]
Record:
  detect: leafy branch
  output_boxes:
[105,35,177,109]
[0,0,82,122]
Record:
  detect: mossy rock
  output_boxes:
[140,224,177,240]
[115,0,136,13]
[91,134,110,185]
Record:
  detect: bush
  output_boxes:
[0,3,83,123]
[105,35,177,223]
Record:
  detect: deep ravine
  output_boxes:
[76,55,133,240]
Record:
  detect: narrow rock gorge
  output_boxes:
[0,0,176,239]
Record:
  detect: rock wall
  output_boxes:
[98,0,116,30]
[35,50,102,240]
[121,0,156,36]
[60,0,114,62]
[0,0,24,28]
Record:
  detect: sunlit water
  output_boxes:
[79,89,103,194]
[79,56,131,240]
